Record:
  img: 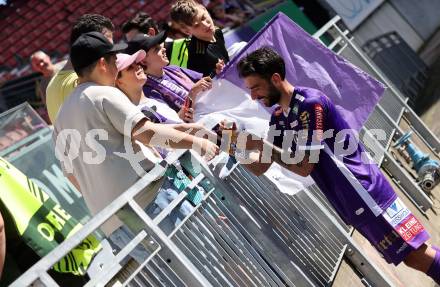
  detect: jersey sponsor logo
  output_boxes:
[383,198,410,227]
[386,209,410,227]
[386,198,404,218]
[314,104,324,141]
[299,111,309,130]
[295,94,305,102]
[395,215,425,242]
[292,103,299,115]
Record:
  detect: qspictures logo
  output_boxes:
[54,115,387,178]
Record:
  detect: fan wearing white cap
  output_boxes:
[115,49,193,123]
[115,50,148,105]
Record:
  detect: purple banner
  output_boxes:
[220,13,385,131]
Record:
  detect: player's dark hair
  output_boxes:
[237,47,286,81]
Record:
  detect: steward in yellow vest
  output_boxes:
[0,157,101,286]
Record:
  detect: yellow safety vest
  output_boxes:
[0,157,101,276]
[169,38,190,68]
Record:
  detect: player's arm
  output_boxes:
[214,125,273,176]
[271,145,314,177]
[228,97,326,177]
[238,149,272,176]
[232,131,314,177]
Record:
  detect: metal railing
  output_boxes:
[10,146,394,287]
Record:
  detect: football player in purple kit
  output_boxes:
[229,47,440,283]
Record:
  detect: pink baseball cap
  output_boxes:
[116,49,146,72]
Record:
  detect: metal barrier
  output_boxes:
[362,32,428,109]
[0,73,41,113]
[0,103,93,223]
[12,15,440,287]
[10,148,394,287]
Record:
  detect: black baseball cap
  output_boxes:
[125,30,167,55]
[70,31,128,72]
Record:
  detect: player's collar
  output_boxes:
[282,107,291,117]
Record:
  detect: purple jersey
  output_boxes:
[269,86,397,227]
[143,65,203,112]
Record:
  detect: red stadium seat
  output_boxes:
[42,16,59,29]
[34,3,47,13]
[118,8,132,22]
[131,0,147,10]
[32,37,47,51]
[45,40,59,52]
[106,0,120,7]
[22,46,34,58]
[0,0,176,83]
[4,57,15,68]
[66,1,82,13]
[108,3,125,18]
[58,43,69,55]
[24,9,37,20]
[76,6,89,16]
[13,16,26,28]
[2,26,15,41]
[16,5,31,17]
[58,30,70,43]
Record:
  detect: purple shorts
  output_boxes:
[356,198,430,265]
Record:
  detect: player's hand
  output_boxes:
[217,120,240,155]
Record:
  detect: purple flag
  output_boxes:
[219,12,385,131]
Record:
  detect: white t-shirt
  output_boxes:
[54,82,160,234]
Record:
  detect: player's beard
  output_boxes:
[264,82,282,107]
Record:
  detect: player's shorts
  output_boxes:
[356,197,430,265]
